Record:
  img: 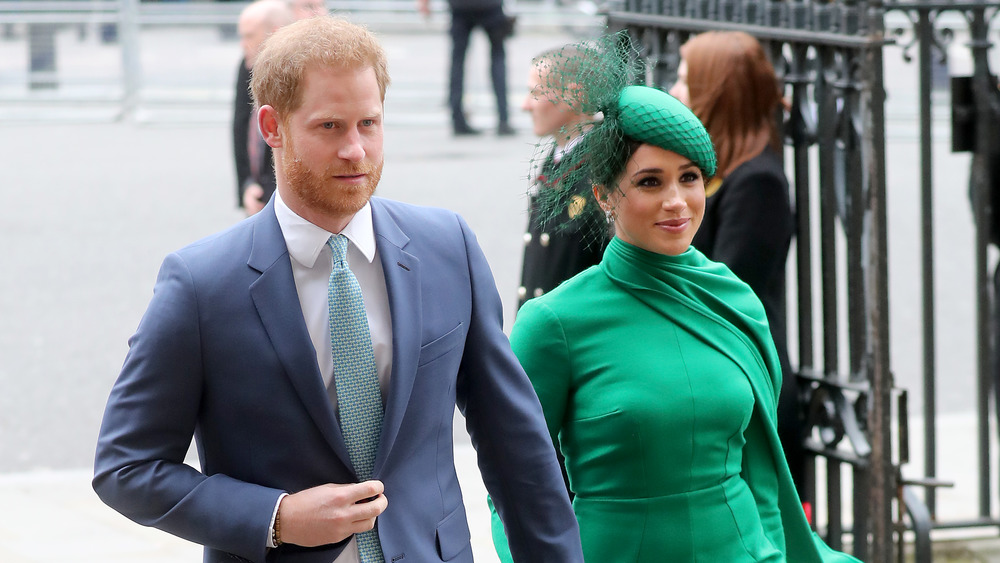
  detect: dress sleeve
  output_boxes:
[489,298,574,563]
[509,299,573,445]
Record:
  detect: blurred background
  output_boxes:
[3,1,1000,561]
[0,1,603,560]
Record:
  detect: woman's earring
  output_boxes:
[604,208,615,224]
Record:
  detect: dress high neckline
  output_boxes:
[606,236,695,263]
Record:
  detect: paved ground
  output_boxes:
[3,7,1000,562]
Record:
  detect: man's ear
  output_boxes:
[258,105,283,148]
[565,81,592,112]
[592,184,608,209]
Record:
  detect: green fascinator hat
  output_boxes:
[615,85,717,177]
[526,31,718,244]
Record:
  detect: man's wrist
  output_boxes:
[268,493,288,549]
[272,506,282,547]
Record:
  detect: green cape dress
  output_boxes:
[489,237,859,562]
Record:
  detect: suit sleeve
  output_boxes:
[711,168,792,294]
[489,299,574,562]
[233,59,253,208]
[93,253,283,563]
[451,216,583,563]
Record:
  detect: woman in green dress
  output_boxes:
[489,36,859,563]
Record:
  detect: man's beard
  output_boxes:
[281,141,382,218]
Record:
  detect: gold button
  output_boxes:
[523,232,532,244]
[517,286,527,298]
[568,195,586,219]
[540,233,550,247]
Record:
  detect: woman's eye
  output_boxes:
[681,171,701,183]
[635,176,660,188]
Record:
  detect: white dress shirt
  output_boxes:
[270,193,394,562]
[552,133,584,165]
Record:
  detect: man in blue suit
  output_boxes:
[93,16,582,563]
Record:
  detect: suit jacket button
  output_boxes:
[523,232,533,244]
[540,233,550,247]
[518,286,527,299]
[533,288,544,298]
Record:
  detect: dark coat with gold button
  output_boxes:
[517,147,606,311]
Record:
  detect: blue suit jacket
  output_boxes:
[93,197,582,563]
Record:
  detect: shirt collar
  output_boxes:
[553,133,585,164]
[274,192,377,268]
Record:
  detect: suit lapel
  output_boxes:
[247,203,353,468]
[370,199,421,475]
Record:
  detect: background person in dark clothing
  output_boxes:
[233,0,318,215]
[418,0,514,136]
[517,45,605,310]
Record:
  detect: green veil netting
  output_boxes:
[525,30,716,246]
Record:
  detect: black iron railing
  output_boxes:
[606,0,999,561]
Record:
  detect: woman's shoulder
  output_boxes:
[546,264,609,297]
[714,149,790,211]
[726,148,787,185]
[518,266,614,321]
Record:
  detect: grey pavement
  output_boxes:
[2,11,1000,563]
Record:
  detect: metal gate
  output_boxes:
[605,0,1000,561]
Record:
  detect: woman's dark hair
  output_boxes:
[591,136,642,192]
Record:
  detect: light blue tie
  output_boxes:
[327,235,385,563]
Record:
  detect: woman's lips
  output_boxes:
[657,218,690,233]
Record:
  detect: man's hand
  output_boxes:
[242,183,265,216]
[278,481,388,547]
[417,0,430,18]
